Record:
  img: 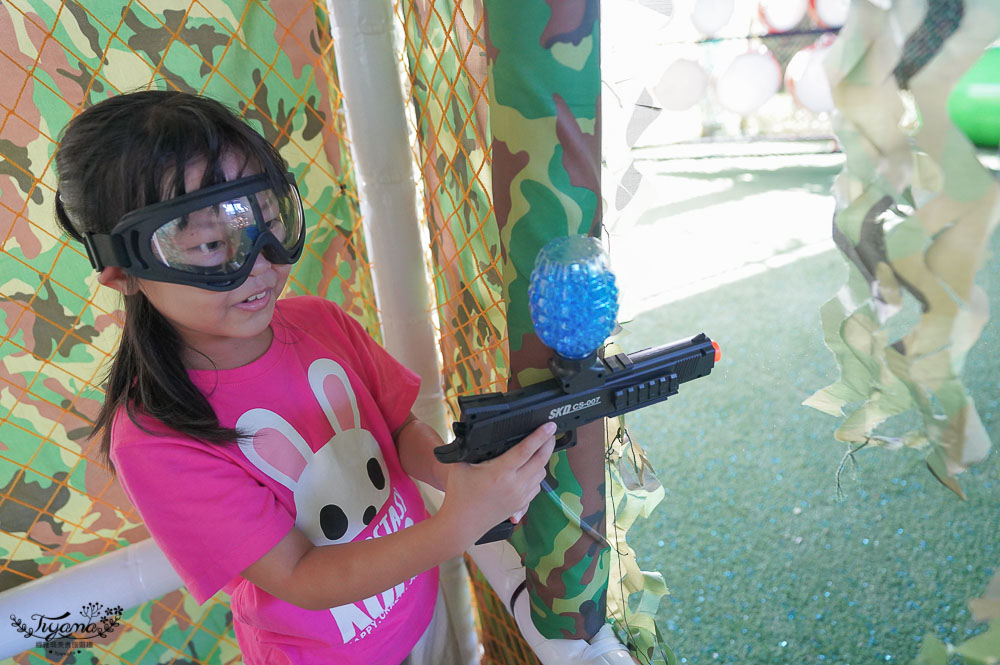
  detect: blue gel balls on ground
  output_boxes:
[528,235,619,359]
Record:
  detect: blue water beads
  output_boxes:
[528,235,619,359]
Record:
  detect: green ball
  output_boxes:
[948,47,1000,149]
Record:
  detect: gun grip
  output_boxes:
[475,519,515,545]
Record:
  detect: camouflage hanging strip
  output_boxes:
[483,0,610,642]
[804,0,1000,498]
[603,389,676,664]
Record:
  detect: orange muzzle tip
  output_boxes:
[712,340,721,362]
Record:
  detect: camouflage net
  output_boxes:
[398,0,508,415]
[804,0,999,499]
[1,1,371,663]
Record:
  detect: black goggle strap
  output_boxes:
[82,231,131,272]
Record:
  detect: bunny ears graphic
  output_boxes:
[236,359,365,486]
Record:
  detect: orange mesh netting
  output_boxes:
[1,1,371,662]
[397,3,539,663]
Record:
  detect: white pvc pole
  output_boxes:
[0,539,182,660]
[324,0,449,440]
[324,2,477,664]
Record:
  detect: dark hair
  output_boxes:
[54,90,290,471]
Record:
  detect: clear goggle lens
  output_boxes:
[149,186,302,275]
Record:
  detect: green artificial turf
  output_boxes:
[617,237,999,665]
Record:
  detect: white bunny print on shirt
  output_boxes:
[236,358,391,545]
[235,358,417,643]
[236,358,413,644]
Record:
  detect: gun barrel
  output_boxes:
[435,333,718,463]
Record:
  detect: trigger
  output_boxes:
[554,430,576,451]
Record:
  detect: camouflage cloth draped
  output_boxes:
[807,4,1000,657]
[803,0,1000,498]
[483,0,610,642]
[1,1,370,662]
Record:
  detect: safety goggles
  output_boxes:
[81,172,305,291]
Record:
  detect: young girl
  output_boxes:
[54,90,556,665]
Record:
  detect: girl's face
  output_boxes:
[136,152,292,369]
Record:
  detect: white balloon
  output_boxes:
[654,59,709,111]
[691,0,734,36]
[715,50,782,115]
[785,36,835,112]
[759,0,808,33]
[809,0,850,28]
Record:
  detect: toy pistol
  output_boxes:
[434,332,720,466]
[433,332,720,542]
[433,235,720,543]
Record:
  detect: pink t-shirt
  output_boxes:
[111,296,437,665]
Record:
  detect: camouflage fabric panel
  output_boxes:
[603,376,674,662]
[285,2,377,327]
[400,0,509,414]
[483,0,610,641]
[804,0,1000,498]
[913,570,1000,664]
[0,1,369,663]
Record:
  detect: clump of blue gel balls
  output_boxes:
[528,235,619,360]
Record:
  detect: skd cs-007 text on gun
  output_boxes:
[434,332,720,465]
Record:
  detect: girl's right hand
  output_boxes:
[437,421,557,548]
[241,422,556,610]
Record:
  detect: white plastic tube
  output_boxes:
[324,2,476,663]
[0,539,182,660]
[324,0,449,439]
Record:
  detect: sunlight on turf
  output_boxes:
[610,152,843,320]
